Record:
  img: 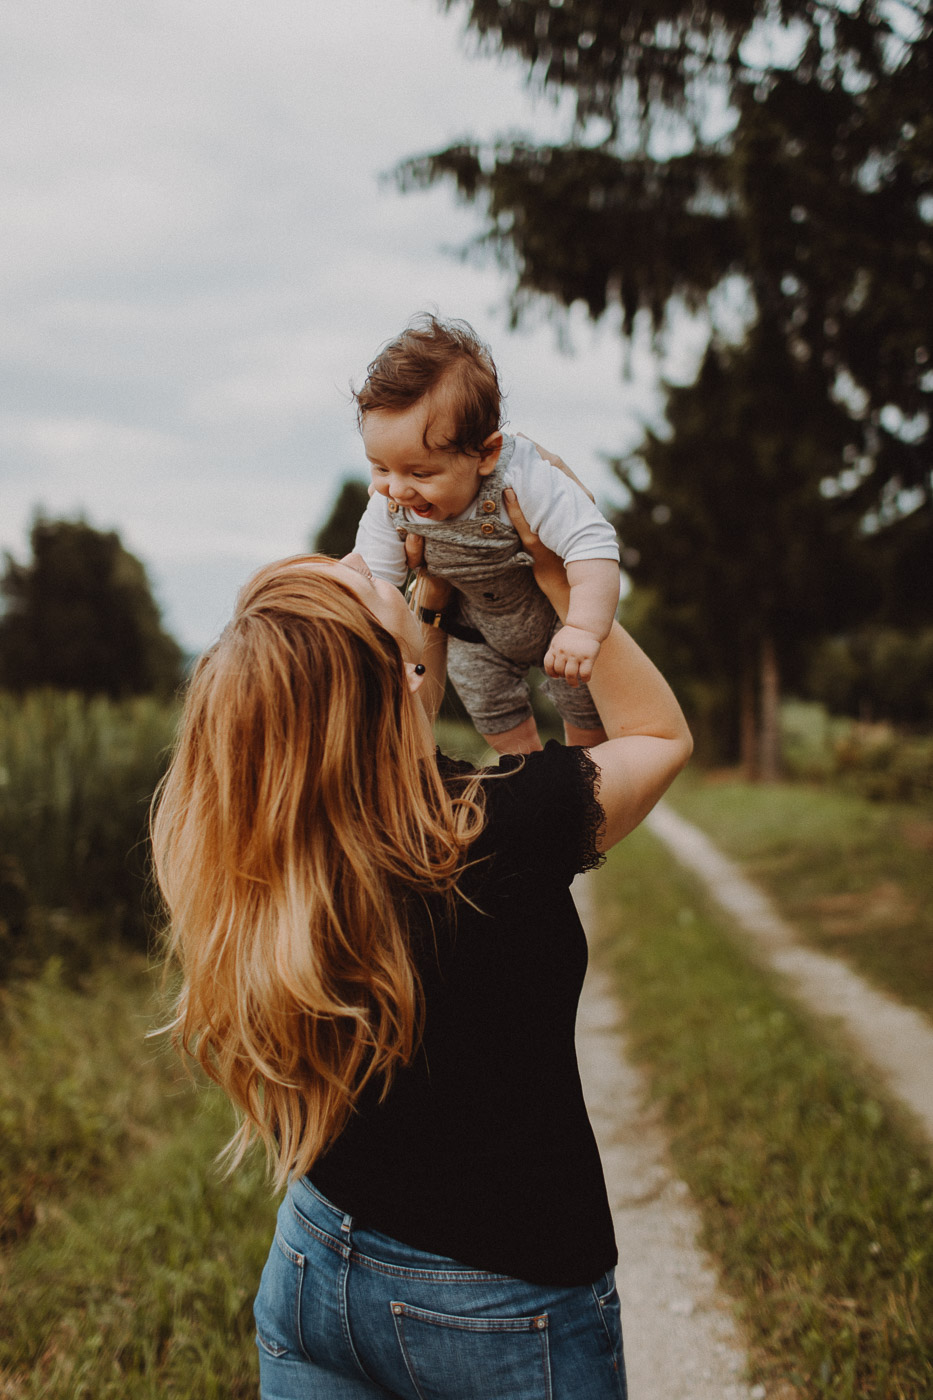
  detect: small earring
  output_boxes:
[414,663,426,675]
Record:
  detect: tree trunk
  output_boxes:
[739,656,758,781]
[758,632,781,782]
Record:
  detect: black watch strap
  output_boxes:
[417,606,485,646]
[418,606,446,629]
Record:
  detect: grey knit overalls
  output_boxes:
[388,435,603,736]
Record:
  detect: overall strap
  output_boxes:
[476,433,516,515]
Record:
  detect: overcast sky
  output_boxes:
[1,0,707,651]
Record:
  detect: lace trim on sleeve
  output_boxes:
[568,746,607,874]
[435,749,476,781]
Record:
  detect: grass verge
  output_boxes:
[665,774,933,1020]
[0,956,189,1243]
[599,826,933,1399]
[0,956,276,1398]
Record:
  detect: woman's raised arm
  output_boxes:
[504,486,693,850]
[403,533,451,728]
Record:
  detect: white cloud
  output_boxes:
[0,0,666,650]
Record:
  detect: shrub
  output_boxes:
[0,690,178,972]
[831,726,933,806]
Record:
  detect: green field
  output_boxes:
[0,690,179,976]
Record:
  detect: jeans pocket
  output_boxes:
[390,1301,552,1400]
[254,1226,306,1360]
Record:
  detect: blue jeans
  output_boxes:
[254,1177,627,1399]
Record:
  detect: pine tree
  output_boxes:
[400,0,932,607]
[616,320,878,771]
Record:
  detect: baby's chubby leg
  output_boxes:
[447,638,543,755]
[542,672,606,749]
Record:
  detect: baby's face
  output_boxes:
[362,398,499,522]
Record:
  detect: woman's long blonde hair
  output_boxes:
[151,555,484,1190]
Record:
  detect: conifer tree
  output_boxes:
[617,320,878,771]
[398,0,931,762]
[400,0,932,606]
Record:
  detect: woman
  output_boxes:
[151,495,692,1400]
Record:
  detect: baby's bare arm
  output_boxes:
[564,559,620,641]
[545,559,621,685]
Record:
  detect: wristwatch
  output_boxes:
[416,606,485,646]
[417,606,449,629]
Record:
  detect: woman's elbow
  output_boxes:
[678,718,694,767]
[667,716,694,775]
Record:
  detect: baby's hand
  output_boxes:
[544,625,601,686]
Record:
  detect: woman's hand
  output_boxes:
[503,487,570,620]
[516,434,596,503]
[404,534,452,614]
[399,536,451,726]
[507,467,692,850]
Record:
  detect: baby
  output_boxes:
[350,314,621,755]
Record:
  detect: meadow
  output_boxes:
[0,955,272,1397]
[2,692,932,1397]
[0,690,271,1395]
[0,690,179,978]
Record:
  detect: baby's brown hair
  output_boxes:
[353,314,502,457]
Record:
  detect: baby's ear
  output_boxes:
[477,431,503,476]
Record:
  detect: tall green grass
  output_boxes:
[599,828,933,1398]
[0,690,178,972]
[0,954,274,1397]
[0,956,180,1243]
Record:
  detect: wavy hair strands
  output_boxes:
[151,556,484,1189]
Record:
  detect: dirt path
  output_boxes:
[573,877,758,1400]
[646,803,933,1148]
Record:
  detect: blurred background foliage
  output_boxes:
[394,0,932,777]
[0,516,184,700]
[0,519,184,980]
[0,691,179,980]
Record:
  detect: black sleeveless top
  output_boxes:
[310,741,617,1287]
